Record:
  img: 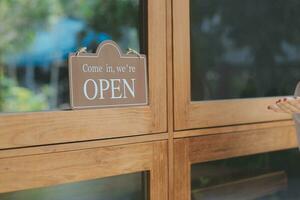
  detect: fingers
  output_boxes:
[268,104,285,113]
[276,98,295,114]
[268,97,300,114]
[275,100,293,114]
[285,97,300,113]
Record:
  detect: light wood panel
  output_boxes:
[189,125,297,163]
[0,0,167,149]
[174,139,190,200]
[175,120,294,138]
[173,0,191,130]
[187,98,291,129]
[173,0,291,130]
[0,133,168,159]
[192,171,287,200]
[151,141,168,200]
[166,0,174,199]
[0,140,168,200]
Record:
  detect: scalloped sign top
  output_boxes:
[69,40,148,109]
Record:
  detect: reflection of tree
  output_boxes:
[0,75,49,112]
[0,0,51,57]
[62,0,139,37]
[0,0,52,110]
[0,0,141,112]
[191,0,300,100]
[0,0,139,56]
[59,0,140,51]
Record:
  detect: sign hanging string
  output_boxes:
[75,47,87,56]
[75,47,141,58]
[126,48,142,58]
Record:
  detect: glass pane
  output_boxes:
[0,172,149,200]
[0,0,146,113]
[190,0,300,101]
[191,149,300,200]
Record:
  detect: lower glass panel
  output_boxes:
[0,171,149,200]
[191,149,300,200]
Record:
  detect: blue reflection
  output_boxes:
[4,17,111,67]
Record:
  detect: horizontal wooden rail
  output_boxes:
[189,125,297,163]
[175,120,294,138]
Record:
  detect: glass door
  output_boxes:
[0,0,167,149]
[173,0,300,130]
[0,0,147,113]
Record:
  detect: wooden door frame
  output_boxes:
[0,0,167,149]
[172,0,291,131]
[174,124,298,200]
[0,140,168,200]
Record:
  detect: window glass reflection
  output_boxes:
[0,172,149,200]
[0,0,145,112]
[190,0,300,101]
[191,149,300,200]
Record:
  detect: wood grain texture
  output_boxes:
[151,141,168,200]
[174,139,190,200]
[188,98,291,129]
[0,108,151,149]
[0,133,168,159]
[0,140,168,200]
[173,0,190,130]
[174,120,294,138]
[0,0,167,149]
[192,171,287,200]
[0,142,151,193]
[166,0,174,199]
[189,125,298,164]
[148,0,167,133]
[173,0,291,131]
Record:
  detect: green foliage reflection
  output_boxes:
[0,0,142,112]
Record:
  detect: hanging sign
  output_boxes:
[69,40,148,109]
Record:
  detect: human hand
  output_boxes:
[268,97,300,114]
